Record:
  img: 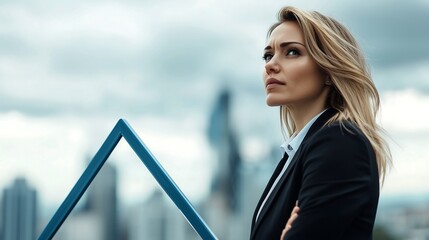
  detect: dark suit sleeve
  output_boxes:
[283,123,377,239]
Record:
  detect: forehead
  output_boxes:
[266,21,304,46]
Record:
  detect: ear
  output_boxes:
[325,76,332,86]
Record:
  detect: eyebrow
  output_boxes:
[264,41,305,51]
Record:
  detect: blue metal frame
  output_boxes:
[38,119,217,240]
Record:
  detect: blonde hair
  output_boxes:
[269,6,392,182]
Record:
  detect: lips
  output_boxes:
[265,78,285,89]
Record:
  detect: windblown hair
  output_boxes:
[270,6,392,182]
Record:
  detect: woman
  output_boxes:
[250,6,392,240]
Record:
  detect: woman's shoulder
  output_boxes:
[302,120,376,167]
[318,120,364,137]
[307,120,370,148]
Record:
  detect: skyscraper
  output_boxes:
[207,87,242,212]
[1,177,38,240]
[85,162,118,240]
[205,87,243,239]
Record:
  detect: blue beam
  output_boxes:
[38,119,217,240]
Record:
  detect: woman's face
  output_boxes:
[262,21,328,108]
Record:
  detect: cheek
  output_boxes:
[290,62,324,93]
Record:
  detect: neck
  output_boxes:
[289,103,327,133]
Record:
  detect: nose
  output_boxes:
[264,58,280,75]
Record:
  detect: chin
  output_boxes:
[266,101,279,107]
[266,97,285,107]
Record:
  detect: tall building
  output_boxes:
[85,162,118,240]
[1,177,38,240]
[207,88,241,213]
[205,88,244,239]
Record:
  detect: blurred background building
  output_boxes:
[1,178,37,240]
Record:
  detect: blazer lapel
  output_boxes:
[250,108,337,239]
[250,150,298,239]
[251,153,289,229]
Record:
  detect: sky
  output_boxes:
[1,0,429,214]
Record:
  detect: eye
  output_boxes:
[262,52,273,62]
[286,49,300,56]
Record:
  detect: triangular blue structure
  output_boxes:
[38,119,217,240]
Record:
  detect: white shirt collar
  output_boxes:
[280,109,327,156]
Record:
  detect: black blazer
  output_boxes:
[250,108,379,240]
